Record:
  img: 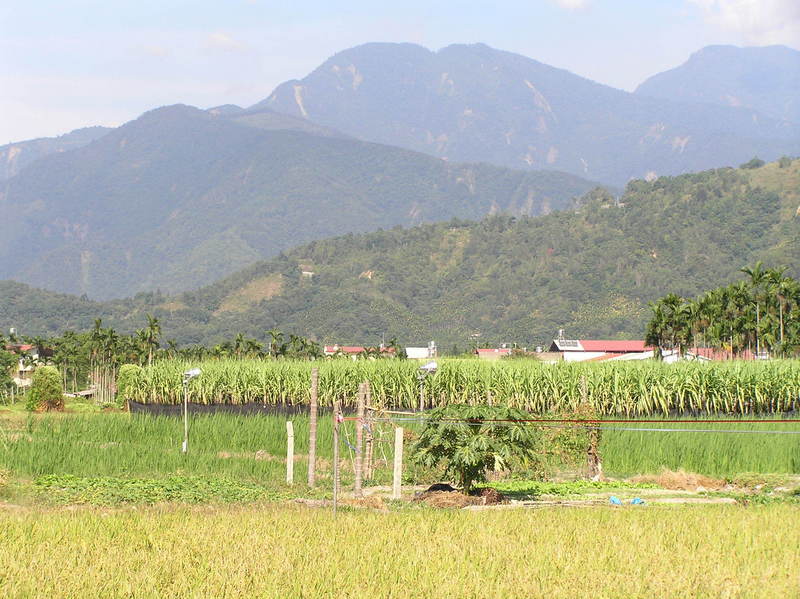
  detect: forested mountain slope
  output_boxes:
[0,104,595,299]
[2,159,797,347]
[636,45,800,125]
[0,126,111,181]
[259,42,800,185]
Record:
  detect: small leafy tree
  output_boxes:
[411,404,540,493]
[116,364,143,406]
[26,365,64,412]
[0,349,16,400]
[739,156,765,169]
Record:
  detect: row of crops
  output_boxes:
[121,358,800,415]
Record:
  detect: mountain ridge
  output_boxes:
[258,42,800,185]
[0,126,112,181]
[0,103,598,299]
[636,44,800,124]
[2,158,797,347]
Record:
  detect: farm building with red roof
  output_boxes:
[475,347,513,360]
[549,336,653,362]
[323,345,396,358]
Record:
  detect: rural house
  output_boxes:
[405,341,437,360]
[548,336,653,362]
[5,343,38,387]
[323,345,396,359]
[475,347,513,360]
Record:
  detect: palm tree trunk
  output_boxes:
[755,304,760,357]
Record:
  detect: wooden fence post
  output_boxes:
[354,383,366,497]
[392,426,404,500]
[581,375,603,480]
[364,381,374,480]
[308,367,319,487]
[333,398,341,515]
[286,421,294,484]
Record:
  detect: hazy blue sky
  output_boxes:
[1,0,798,142]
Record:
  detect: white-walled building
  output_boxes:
[6,343,37,387]
[405,341,437,360]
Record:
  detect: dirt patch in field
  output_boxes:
[416,492,482,509]
[475,487,506,505]
[293,496,388,512]
[343,496,388,511]
[414,488,507,509]
[631,469,726,491]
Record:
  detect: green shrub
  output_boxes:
[26,366,63,412]
[411,404,541,492]
[739,157,765,169]
[116,364,143,406]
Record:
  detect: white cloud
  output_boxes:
[689,0,800,46]
[550,0,590,10]
[206,32,245,52]
[142,44,169,57]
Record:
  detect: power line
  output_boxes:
[356,413,800,425]
[367,416,800,435]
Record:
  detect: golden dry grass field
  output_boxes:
[1,503,798,598]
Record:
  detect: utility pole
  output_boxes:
[354,383,366,497]
[308,368,319,486]
[332,398,341,515]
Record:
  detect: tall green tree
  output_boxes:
[143,314,161,366]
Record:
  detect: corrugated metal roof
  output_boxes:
[324,345,365,354]
[579,340,650,352]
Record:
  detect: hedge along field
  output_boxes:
[124,359,800,415]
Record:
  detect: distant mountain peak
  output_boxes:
[0,125,112,182]
[257,41,800,185]
[689,44,798,58]
[207,104,244,116]
[136,103,207,121]
[636,45,800,124]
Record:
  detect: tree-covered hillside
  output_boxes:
[0,104,595,299]
[1,158,798,348]
[0,126,111,181]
